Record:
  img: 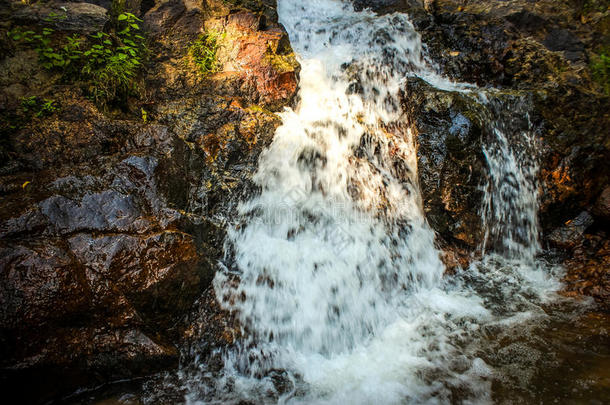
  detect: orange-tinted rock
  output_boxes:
[211,10,300,109]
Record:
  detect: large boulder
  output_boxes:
[403,78,539,266]
[0,0,298,402]
[13,2,109,33]
[143,0,299,110]
[418,1,609,301]
[402,78,487,251]
[0,93,217,403]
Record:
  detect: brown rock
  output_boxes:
[143,0,187,34]
[211,9,300,109]
[563,233,610,309]
[593,186,610,221]
[13,2,110,33]
[548,211,595,250]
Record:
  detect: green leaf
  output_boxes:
[118,14,128,21]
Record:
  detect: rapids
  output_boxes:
[181,1,571,404]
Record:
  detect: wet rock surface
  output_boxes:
[351,0,421,14]
[0,0,297,402]
[0,0,608,401]
[562,230,610,308]
[387,0,610,299]
[403,78,487,251]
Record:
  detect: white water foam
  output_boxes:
[184,1,563,404]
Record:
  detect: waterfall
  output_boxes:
[480,97,541,262]
[183,1,563,404]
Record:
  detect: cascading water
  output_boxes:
[183,1,564,403]
[480,98,541,263]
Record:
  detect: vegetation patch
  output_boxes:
[264,48,298,74]
[8,12,147,107]
[591,50,610,95]
[188,31,221,76]
[582,0,610,13]
[20,96,59,118]
[82,13,147,105]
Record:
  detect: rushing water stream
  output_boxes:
[71,1,609,404]
[179,1,576,404]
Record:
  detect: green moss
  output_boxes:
[591,50,610,95]
[110,0,127,24]
[264,49,298,73]
[582,0,609,13]
[224,0,267,13]
[247,104,272,114]
[188,31,221,76]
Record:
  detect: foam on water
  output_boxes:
[183,1,563,403]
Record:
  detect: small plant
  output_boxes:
[82,13,147,105]
[9,12,147,107]
[188,31,221,75]
[9,26,81,70]
[582,0,609,13]
[591,52,610,95]
[20,96,59,118]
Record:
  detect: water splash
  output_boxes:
[183,1,563,403]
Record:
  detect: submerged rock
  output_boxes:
[563,231,610,309]
[593,186,610,221]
